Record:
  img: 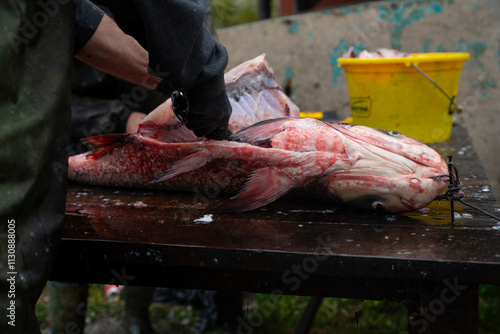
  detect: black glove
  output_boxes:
[171,89,232,140]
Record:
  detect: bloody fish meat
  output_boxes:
[68,56,449,213]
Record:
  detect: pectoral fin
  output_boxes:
[229,117,298,147]
[212,167,295,212]
[151,149,214,184]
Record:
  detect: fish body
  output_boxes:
[68,55,449,213]
[69,118,448,213]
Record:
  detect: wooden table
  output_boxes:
[50,123,500,334]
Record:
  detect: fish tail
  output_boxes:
[83,133,132,159]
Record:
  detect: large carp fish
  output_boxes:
[68,55,449,213]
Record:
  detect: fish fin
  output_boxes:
[83,133,132,159]
[212,167,295,212]
[229,117,299,147]
[151,149,214,184]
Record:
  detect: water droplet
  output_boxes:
[454,212,462,219]
[298,224,304,227]
[213,258,219,264]
[397,251,412,255]
[462,213,473,218]
[492,226,500,230]
[346,239,354,242]
[18,273,27,283]
[482,186,490,192]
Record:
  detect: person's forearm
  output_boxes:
[75,14,161,90]
[133,0,227,95]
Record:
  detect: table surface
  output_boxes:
[52,123,500,301]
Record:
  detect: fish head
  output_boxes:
[324,123,450,212]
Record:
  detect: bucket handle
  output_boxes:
[410,63,462,115]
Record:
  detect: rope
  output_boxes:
[437,156,500,223]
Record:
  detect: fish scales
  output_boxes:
[71,133,341,196]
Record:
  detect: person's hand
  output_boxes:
[171,90,231,140]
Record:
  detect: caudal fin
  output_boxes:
[83,133,132,159]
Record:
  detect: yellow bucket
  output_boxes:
[337,53,470,143]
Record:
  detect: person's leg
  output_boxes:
[0,2,73,333]
[48,283,88,334]
[124,286,157,334]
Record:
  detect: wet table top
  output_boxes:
[52,123,500,300]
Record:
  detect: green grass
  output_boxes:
[251,295,407,334]
[37,284,500,333]
[209,0,280,28]
[479,285,500,333]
